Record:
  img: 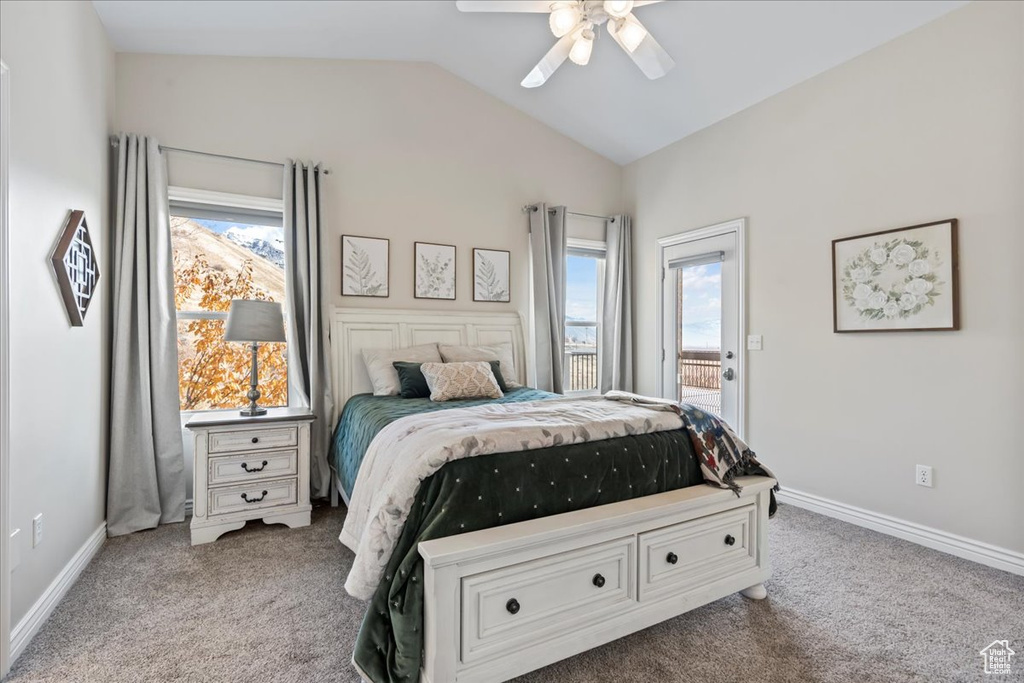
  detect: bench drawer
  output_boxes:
[208,426,298,454]
[461,537,635,664]
[208,477,297,517]
[208,449,298,486]
[638,504,757,601]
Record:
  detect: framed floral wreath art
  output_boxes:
[832,219,959,332]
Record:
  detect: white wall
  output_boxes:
[0,1,115,625]
[114,54,623,311]
[625,1,1024,553]
[115,54,623,496]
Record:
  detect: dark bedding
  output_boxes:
[330,387,557,500]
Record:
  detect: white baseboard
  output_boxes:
[185,498,193,516]
[777,488,1024,576]
[10,522,106,663]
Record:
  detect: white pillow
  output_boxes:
[420,361,503,402]
[438,342,520,388]
[362,343,442,396]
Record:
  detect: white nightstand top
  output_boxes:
[185,406,316,430]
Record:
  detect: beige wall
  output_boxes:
[1,1,115,624]
[625,1,1024,553]
[115,53,623,498]
[114,54,623,312]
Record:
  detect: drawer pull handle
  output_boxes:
[724,534,736,546]
[241,490,268,503]
[241,461,268,473]
[666,552,678,565]
[592,573,605,588]
[251,437,260,444]
[506,599,520,615]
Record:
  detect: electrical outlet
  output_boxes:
[32,513,43,547]
[747,335,763,351]
[916,465,933,488]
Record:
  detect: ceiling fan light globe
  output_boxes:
[549,5,581,38]
[568,30,594,66]
[616,14,648,53]
[603,0,634,19]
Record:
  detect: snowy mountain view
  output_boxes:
[195,219,285,269]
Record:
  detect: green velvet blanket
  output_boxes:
[353,428,718,683]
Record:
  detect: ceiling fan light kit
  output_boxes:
[457,0,674,88]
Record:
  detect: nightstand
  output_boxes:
[186,407,315,545]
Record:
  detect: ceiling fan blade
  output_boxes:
[456,1,555,12]
[608,15,675,80]
[521,33,575,88]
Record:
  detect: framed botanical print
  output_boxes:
[473,248,510,303]
[832,219,959,332]
[342,235,389,297]
[414,242,456,300]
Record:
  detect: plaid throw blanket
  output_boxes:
[604,391,778,495]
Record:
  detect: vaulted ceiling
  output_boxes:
[92,0,968,164]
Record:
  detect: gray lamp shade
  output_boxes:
[224,299,287,343]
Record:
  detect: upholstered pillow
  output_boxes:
[438,342,520,388]
[420,361,503,402]
[362,343,442,396]
[392,362,432,399]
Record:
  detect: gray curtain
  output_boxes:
[107,134,186,537]
[529,204,566,394]
[283,161,334,499]
[601,214,634,393]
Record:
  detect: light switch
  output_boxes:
[747,335,763,351]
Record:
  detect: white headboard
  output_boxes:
[330,307,528,413]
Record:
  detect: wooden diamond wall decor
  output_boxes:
[50,209,99,327]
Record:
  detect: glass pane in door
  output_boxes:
[675,262,722,414]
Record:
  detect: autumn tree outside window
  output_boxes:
[169,191,288,412]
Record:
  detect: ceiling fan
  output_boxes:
[455,1,675,88]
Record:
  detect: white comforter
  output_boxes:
[340,394,684,600]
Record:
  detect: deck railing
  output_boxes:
[565,349,598,392]
[678,349,722,415]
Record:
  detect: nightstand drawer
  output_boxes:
[208,477,297,516]
[208,426,298,454]
[208,449,298,486]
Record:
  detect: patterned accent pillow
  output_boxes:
[437,342,520,388]
[420,361,504,402]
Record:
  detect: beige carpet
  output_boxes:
[6,503,1022,683]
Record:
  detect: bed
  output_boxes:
[329,308,776,683]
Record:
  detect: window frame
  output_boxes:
[168,186,288,416]
[564,238,606,395]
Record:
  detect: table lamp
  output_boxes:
[224,299,287,416]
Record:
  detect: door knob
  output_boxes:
[722,368,735,381]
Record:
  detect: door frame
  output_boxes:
[1,59,12,678]
[656,217,747,437]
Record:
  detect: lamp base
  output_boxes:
[239,406,267,417]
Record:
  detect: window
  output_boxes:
[564,239,605,393]
[169,188,287,412]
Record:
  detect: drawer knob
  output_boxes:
[505,598,520,615]
[666,552,678,565]
[251,437,260,444]
[592,573,605,588]
[241,461,268,473]
[241,490,268,503]
[724,534,736,546]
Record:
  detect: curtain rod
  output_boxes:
[108,136,330,175]
[521,204,615,222]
